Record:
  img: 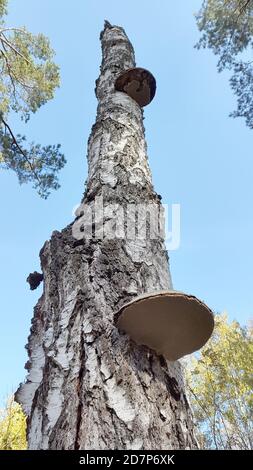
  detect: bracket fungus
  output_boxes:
[26,271,44,290]
[115,67,156,107]
[116,291,214,361]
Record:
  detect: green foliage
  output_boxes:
[196,0,253,129]
[0,396,27,450]
[186,313,253,449]
[0,0,7,19]
[0,0,66,198]
[0,127,65,197]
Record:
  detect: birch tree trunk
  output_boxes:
[16,21,198,450]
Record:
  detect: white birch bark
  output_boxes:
[16,21,198,450]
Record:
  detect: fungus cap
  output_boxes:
[115,67,156,107]
[116,290,214,361]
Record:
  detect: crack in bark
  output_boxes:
[164,375,181,402]
[74,327,85,450]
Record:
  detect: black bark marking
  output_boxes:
[164,375,181,402]
[74,331,85,450]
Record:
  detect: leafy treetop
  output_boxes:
[186,313,253,449]
[0,396,27,450]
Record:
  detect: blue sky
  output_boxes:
[0,0,252,406]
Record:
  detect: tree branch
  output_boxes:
[239,0,252,15]
[0,27,29,34]
[1,49,18,103]
[0,41,36,90]
[0,33,31,65]
[0,116,41,185]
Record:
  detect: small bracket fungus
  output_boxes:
[26,271,44,290]
[115,67,156,107]
[116,291,214,361]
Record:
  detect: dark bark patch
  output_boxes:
[164,375,181,402]
[27,271,43,290]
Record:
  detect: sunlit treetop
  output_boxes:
[186,313,253,449]
[0,396,27,450]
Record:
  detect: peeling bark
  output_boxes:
[16,21,198,450]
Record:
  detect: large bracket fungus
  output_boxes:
[115,67,156,107]
[116,291,214,361]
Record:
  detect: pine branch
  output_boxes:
[0,116,42,185]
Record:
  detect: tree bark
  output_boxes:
[16,21,198,450]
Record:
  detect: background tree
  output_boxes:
[0,0,65,198]
[0,396,27,450]
[186,313,253,449]
[196,0,253,129]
